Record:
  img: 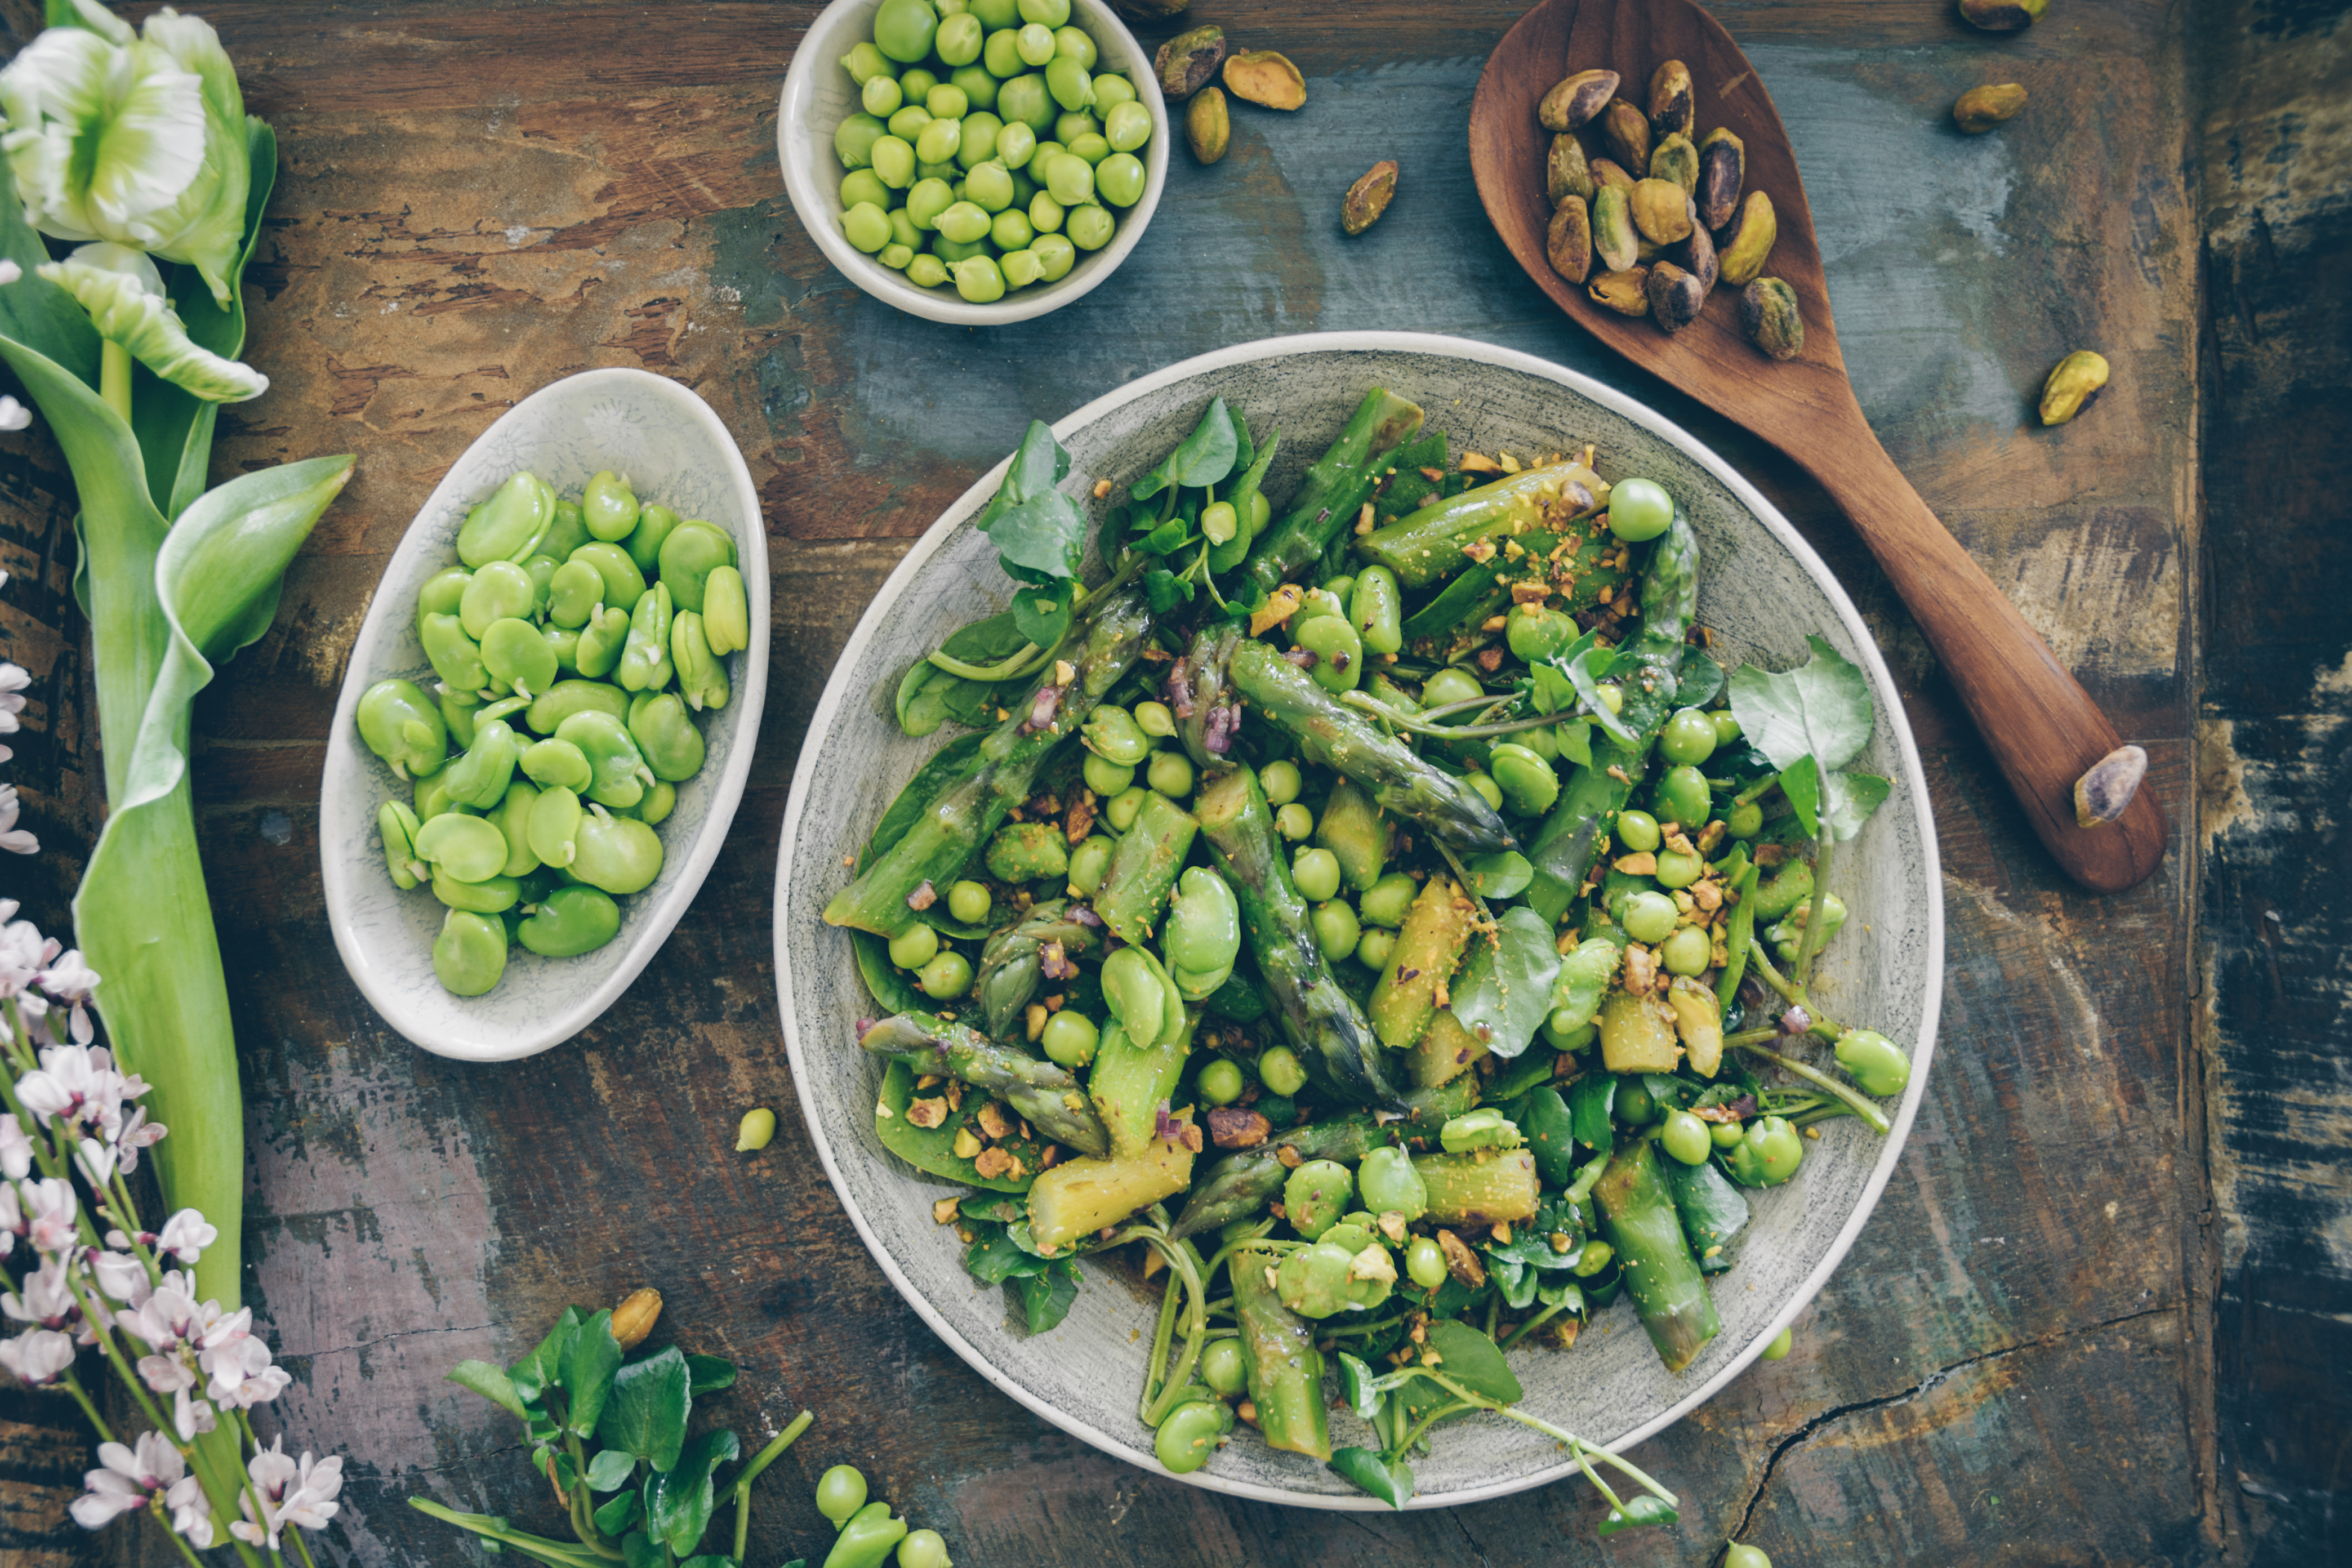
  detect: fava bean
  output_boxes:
[414,813,510,884]
[528,784,583,868]
[1067,834,1115,894]
[570,805,665,896]
[519,885,621,957]
[357,678,448,779]
[378,800,425,888]
[433,909,508,995]
[1154,1399,1232,1475]
[457,471,553,568]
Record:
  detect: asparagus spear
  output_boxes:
[1094,791,1198,945]
[1196,764,1405,1109]
[1226,639,1515,857]
[824,588,1155,937]
[1231,1242,1331,1460]
[1167,1078,1479,1240]
[1353,461,1608,589]
[973,899,1098,1040]
[858,1012,1112,1159]
[1174,622,1242,770]
[1593,1136,1721,1374]
[1523,513,1700,923]
[1240,389,1425,599]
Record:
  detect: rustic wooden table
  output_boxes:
[2,0,2340,1563]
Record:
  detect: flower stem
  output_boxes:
[100,341,132,424]
[152,1495,212,1568]
[729,1409,814,1564]
[1787,827,1836,992]
[1731,1041,1889,1134]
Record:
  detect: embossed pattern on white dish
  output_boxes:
[775,334,1941,1509]
[324,368,769,1062]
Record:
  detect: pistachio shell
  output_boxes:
[1342,160,1398,235]
[1538,68,1619,131]
[1696,128,1745,231]
[1224,50,1307,112]
[1113,0,1192,19]
[1677,198,1718,292]
[1600,97,1651,173]
[1591,185,1638,273]
[1649,132,1699,194]
[1629,178,1692,244]
[1589,157,1637,195]
[1546,132,1595,205]
[2038,350,2110,425]
[1958,0,2047,30]
[1547,194,1593,283]
[1645,261,1703,333]
[1186,86,1230,163]
[1646,59,1694,138]
[1740,277,1803,359]
[1588,266,1650,317]
[1954,83,2028,133]
[1155,25,1228,101]
[1716,190,1776,286]
[2073,744,2147,826]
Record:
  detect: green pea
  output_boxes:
[628,691,706,782]
[1154,1399,1231,1475]
[1305,899,1356,961]
[1358,1145,1428,1220]
[654,523,734,614]
[906,253,949,289]
[1661,1110,1712,1165]
[1061,834,1112,896]
[1284,846,1338,904]
[1259,759,1303,805]
[898,1529,952,1568]
[433,908,509,996]
[1614,1080,1659,1128]
[1621,890,1678,945]
[1095,151,1145,208]
[913,116,961,166]
[1018,0,1069,21]
[926,83,971,121]
[1030,231,1076,279]
[1146,750,1193,798]
[1661,926,1712,975]
[443,718,521,809]
[936,880,989,926]
[1103,99,1152,154]
[996,119,1039,171]
[862,72,905,118]
[841,167,893,213]
[1758,1331,1792,1365]
[1040,1010,1098,1069]
[1726,800,1764,839]
[1068,131,1110,165]
[1573,1239,1614,1276]
[816,1464,868,1527]
[1405,1235,1447,1290]
[1606,476,1674,542]
[1356,928,1395,970]
[987,209,1032,250]
[1284,1160,1355,1241]
[1834,1029,1910,1097]
[873,0,937,60]
[1273,802,1314,841]
[527,678,628,737]
[841,41,894,84]
[1712,1118,1745,1150]
[999,72,1053,131]
[357,678,449,779]
[928,8,981,68]
[1104,786,1148,832]
[457,471,554,568]
[1655,849,1703,889]
[1653,708,1716,767]
[1259,1044,1308,1097]
[889,923,941,969]
[1422,667,1485,709]
[843,201,893,253]
[1653,764,1712,829]
[480,617,559,701]
[570,805,665,896]
[1041,151,1093,206]
[918,949,974,999]
[950,62,998,111]
[982,26,1023,78]
[1489,742,1560,816]
[1164,866,1240,975]
[1615,809,1662,853]
[1504,601,1575,663]
[528,784,583,868]
[1093,72,1135,110]
[1044,54,1094,113]
[1199,1335,1246,1398]
[414,812,510,884]
[871,133,917,189]
[1196,1057,1245,1107]
[1065,202,1113,250]
[1015,21,1056,65]
[951,254,1006,302]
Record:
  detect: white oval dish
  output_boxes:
[774,332,1942,1507]
[324,368,769,1063]
[777,0,1170,327]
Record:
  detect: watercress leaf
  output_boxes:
[623,1529,664,1568]
[1597,1494,1678,1537]
[1493,1255,1539,1308]
[1011,577,1075,650]
[853,932,928,1017]
[586,1448,638,1494]
[561,1310,625,1437]
[1518,1085,1583,1187]
[1675,644,1726,710]
[1535,1276,1584,1311]
[593,1488,642,1536]
[648,1427,740,1557]
[1137,518,1191,556]
[447,1360,528,1419]
[684,1355,737,1396]
[1558,719,1594,769]
[1485,1050,1557,1104]
[937,612,1032,665]
[1777,755,1821,838]
[894,660,958,738]
[986,492,1088,583]
[1569,1073,1616,1149]
[1484,1191,1585,1269]
[1559,645,1640,747]
[1329,1446,1415,1511]
[1727,634,1874,776]
[1821,770,1891,841]
[1420,1318,1522,1404]
[1130,396,1240,500]
[1227,404,1254,473]
[1464,851,1533,901]
[682,1558,738,1568]
[1144,568,1195,614]
[975,420,1072,533]
[593,1346,692,1472]
[1448,906,1561,1061]
[959,1193,1026,1224]
[962,1220,1049,1284]
[509,1306,582,1404]
[1337,1352,1384,1422]
[551,1451,579,1494]
[1016,1258,1081,1333]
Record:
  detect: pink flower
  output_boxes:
[165,1471,213,1547]
[0,1325,75,1384]
[154,1209,212,1264]
[69,1430,182,1530]
[171,1386,216,1441]
[20,1177,79,1255]
[0,1113,30,1181]
[5,1255,78,1328]
[87,1245,150,1307]
[35,949,97,1042]
[228,1436,339,1548]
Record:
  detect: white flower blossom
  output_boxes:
[69,1428,182,1529]
[36,950,97,1043]
[154,1209,212,1263]
[0,1324,74,1384]
[0,783,35,856]
[2,1253,76,1327]
[172,1385,216,1441]
[166,1469,213,1547]
[73,1134,114,1187]
[87,1244,149,1307]
[21,1176,79,1254]
[228,1435,338,1548]
[0,258,19,285]
[0,1180,20,1258]
[0,1112,29,1181]
[0,396,26,435]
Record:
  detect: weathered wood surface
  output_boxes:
[0,0,2284,1562]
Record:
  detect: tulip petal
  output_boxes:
[36,243,265,403]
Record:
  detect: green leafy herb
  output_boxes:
[560,1310,625,1437]
[684,1355,738,1396]
[1569,1073,1616,1149]
[1464,850,1533,900]
[978,420,1087,584]
[961,1218,1051,1283]
[446,1360,527,1419]
[1130,396,1240,500]
[585,1449,638,1493]
[1674,644,1726,709]
[595,1347,692,1472]
[1598,1495,1679,1536]
[1012,577,1076,648]
[1446,907,1561,1061]
[647,1428,740,1556]
[1420,1318,1523,1404]
[1144,568,1197,613]
[1727,635,1888,840]
[1016,1258,1082,1333]
[1329,1446,1416,1509]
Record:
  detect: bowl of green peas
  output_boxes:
[779,0,1169,324]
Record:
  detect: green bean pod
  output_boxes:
[1196,764,1403,1109]
[1716,861,1762,1014]
[1230,1243,1331,1460]
[1523,512,1699,923]
[1227,639,1513,857]
[1094,790,1198,945]
[1594,1136,1721,1374]
[857,1010,1111,1157]
[1354,462,1602,590]
[1241,388,1424,599]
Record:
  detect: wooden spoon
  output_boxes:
[1468,0,2166,894]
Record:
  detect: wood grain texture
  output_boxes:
[0,1,2228,1564]
[1468,0,2167,896]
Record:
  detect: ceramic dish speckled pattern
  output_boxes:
[324,368,770,1062]
[775,333,1941,1508]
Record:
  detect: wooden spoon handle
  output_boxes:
[1806,439,2167,894]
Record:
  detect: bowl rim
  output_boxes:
[773,329,1945,1508]
[776,0,1171,327]
[322,366,771,1063]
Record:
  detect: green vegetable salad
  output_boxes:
[823,388,1912,1523]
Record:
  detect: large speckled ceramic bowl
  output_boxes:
[324,368,770,1062]
[775,332,1941,1508]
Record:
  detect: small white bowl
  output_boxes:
[778,0,1170,326]
[322,368,770,1062]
